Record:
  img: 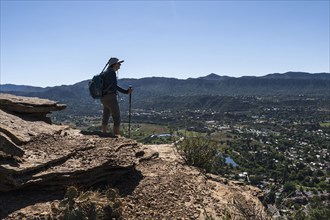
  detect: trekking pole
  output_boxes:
[128,85,132,138]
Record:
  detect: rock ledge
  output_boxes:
[0,94,267,220]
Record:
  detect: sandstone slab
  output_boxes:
[0,109,68,145]
[0,93,66,114]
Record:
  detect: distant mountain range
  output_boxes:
[1,72,329,117]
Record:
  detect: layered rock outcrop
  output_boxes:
[0,93,67,157]
[0,94,147,217]
[0,93,267,219]
[0,93,66,122]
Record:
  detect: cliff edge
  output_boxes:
[0,94,267,219]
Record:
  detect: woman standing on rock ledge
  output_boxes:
[101,57,133,136]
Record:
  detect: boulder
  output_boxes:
[0,93,66,114]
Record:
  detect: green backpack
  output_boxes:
[88,61,109,99]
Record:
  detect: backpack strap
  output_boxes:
[100,60,112,96]
[102,77,113,95]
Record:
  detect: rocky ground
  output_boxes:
[0,94,268,219]
[120,144,266,219]
[1,143,266,220]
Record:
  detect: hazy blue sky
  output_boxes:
[1,0,329,87]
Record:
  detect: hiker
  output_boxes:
[101,57,133,136]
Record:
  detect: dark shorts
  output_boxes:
[101,93,120,126]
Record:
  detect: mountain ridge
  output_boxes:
[1,71,329,91]
[1,72,329,116]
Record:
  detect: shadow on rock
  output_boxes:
[114,169,144,197]
[80,130,118,138]
[0,188,65,219]
[0,169,144,219]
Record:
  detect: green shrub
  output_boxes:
[175,137,224,174]
[306,198,330,220]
